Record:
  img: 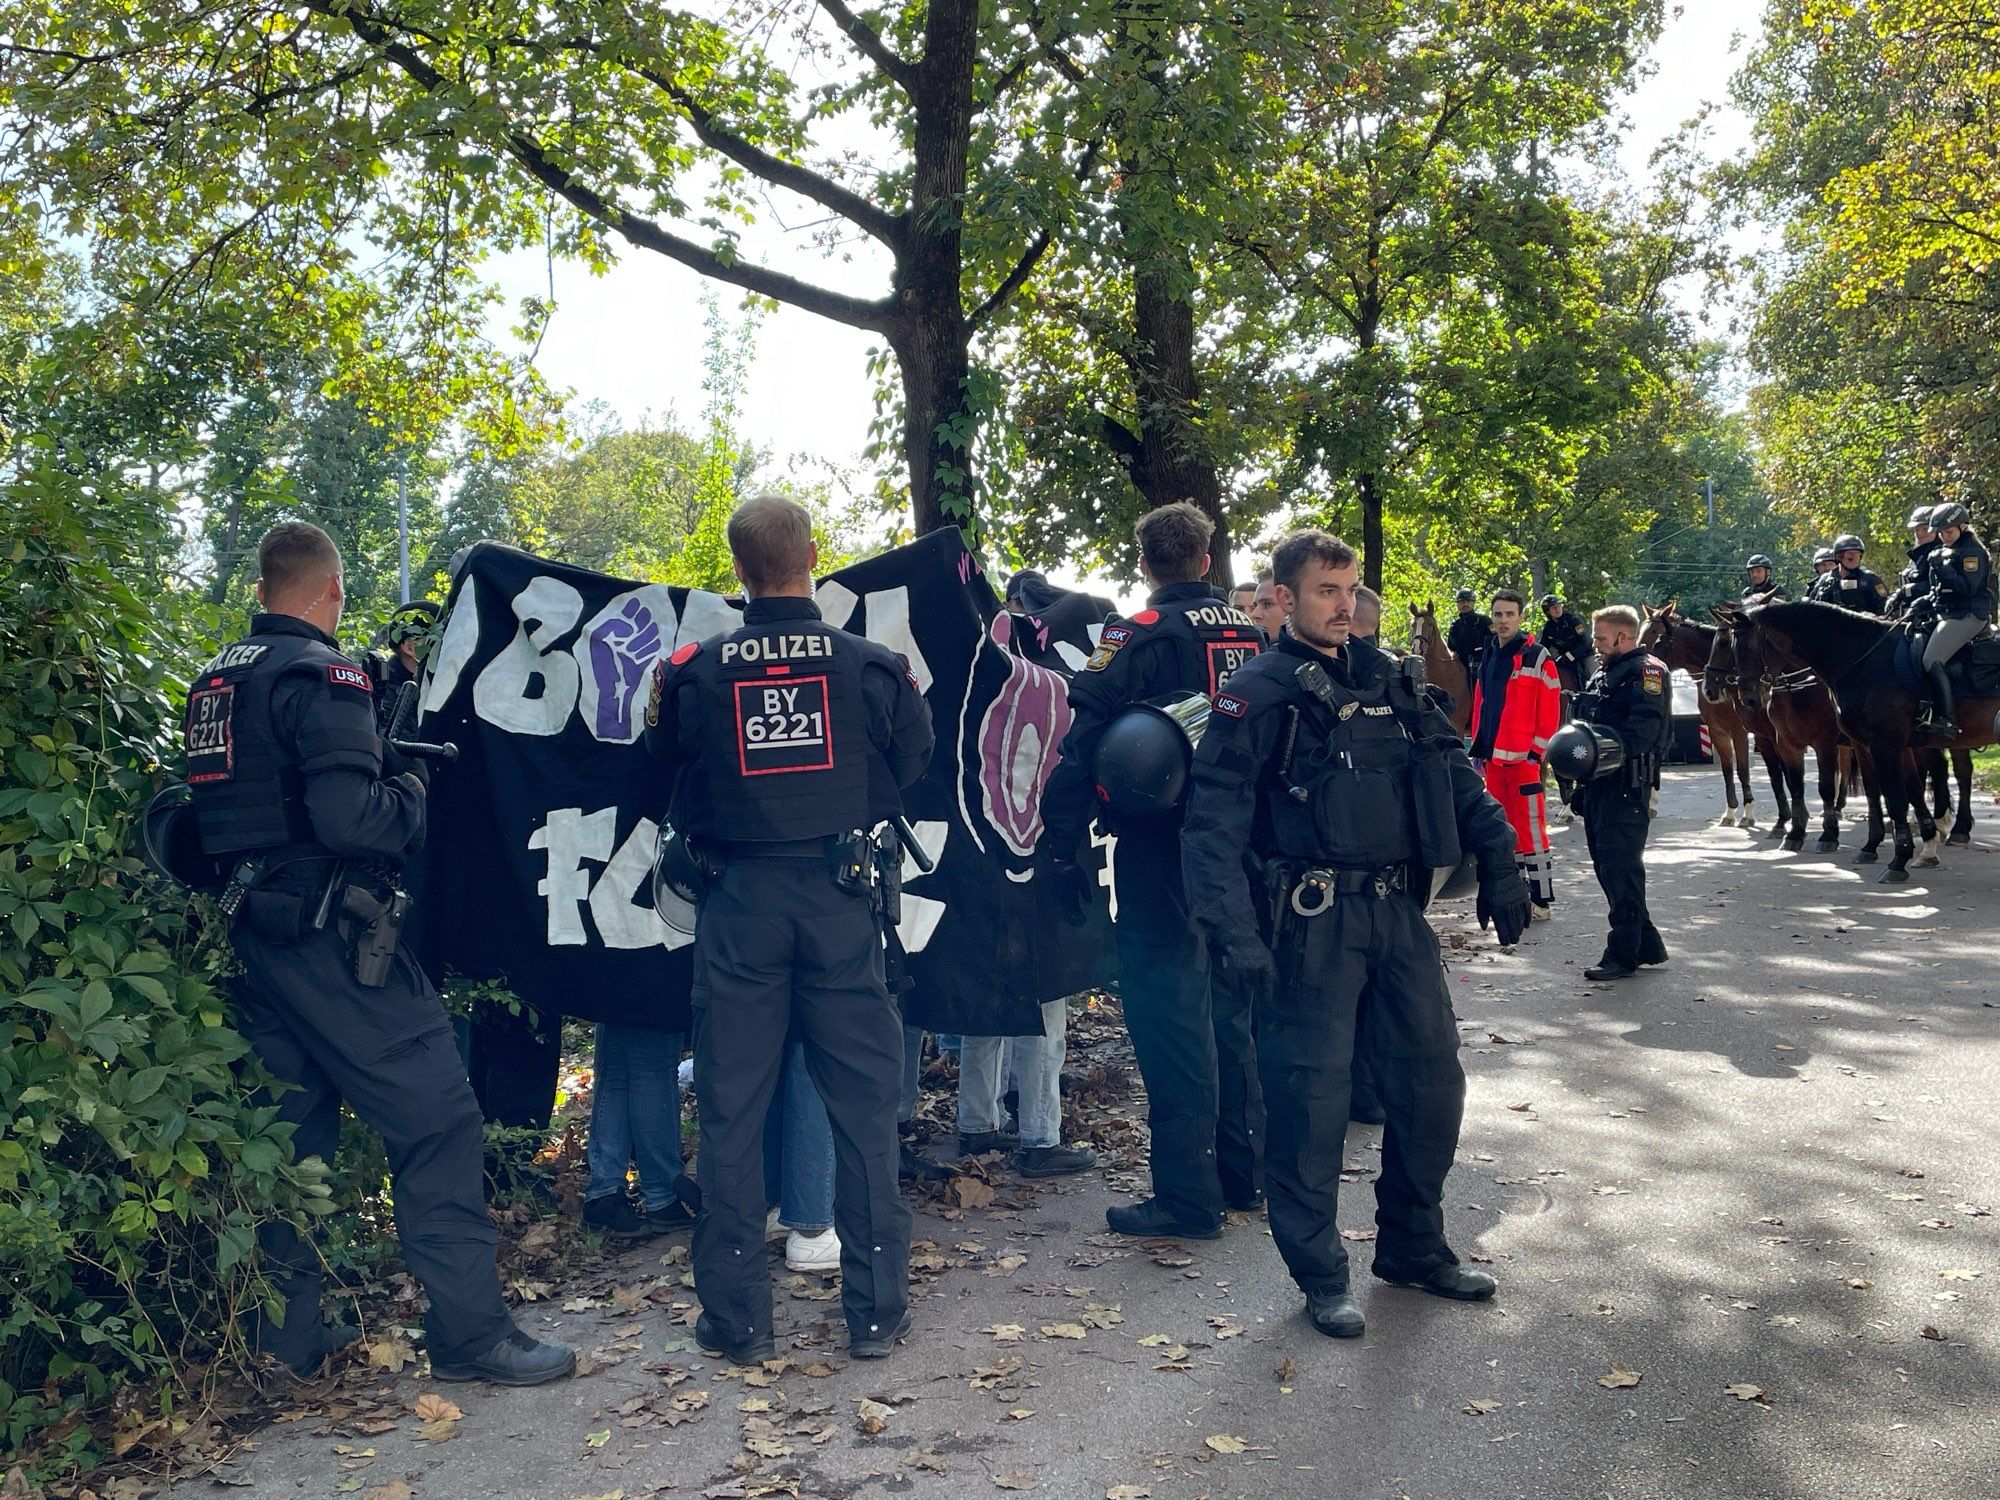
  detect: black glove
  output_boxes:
[1477,876,1533,946]
[1214,935,1277,987]
[381,742,430,788]
[1044,858,1095,927]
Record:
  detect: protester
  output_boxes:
[1246,567,1285,639]
[643,495,933,1363]
[582,1023,697,1237]
[956,998,1097,1176]
[766,1041,841,1271]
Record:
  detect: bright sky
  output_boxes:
[480,0,1761,592]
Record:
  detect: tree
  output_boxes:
[3,0,1118,535]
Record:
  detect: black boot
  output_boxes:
[1372,1261,1497,1301]
[431,1326,577,1386]
[1306,1289,1365,1339]
[1106,1197,1223,1239]
[1924,663,1959,739]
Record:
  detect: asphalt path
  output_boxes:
[173,767,2000,1500]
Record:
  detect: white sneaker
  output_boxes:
[1530,904,1552,922]
[765,1207,786,1243]
[785,1228,841,1273]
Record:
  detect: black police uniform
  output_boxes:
[1446,609,1493,676]
[645,596,932,1359]
[1741,580,1790,602]
[182,615,517,1373]
[1573,648,1672,972]
[1889,538,1939,615]
[1181,633,1527,1302]
[1039,582,1268,1228]
[1827,564,1888,613]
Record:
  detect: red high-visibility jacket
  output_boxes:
[1471,634,1563,764]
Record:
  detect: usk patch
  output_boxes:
[327,661,372,694]
[1085,624,1132,673]
[1213,693,1248,718]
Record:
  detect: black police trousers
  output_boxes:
[1582,786,1661,967]
[1113,825,1227,1222]
[1259,887,1465,1294]
[232,922,512,1366]
[1205,961,1267,1206]
[689,855,909,1350]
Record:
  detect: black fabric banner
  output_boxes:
[412,529,1118,1037]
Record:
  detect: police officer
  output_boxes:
[1916,502,1992,739]
[1563,606,1672,981]
[1538,595,1591,686]
[1807,547,1838,599]
[1888,506,1940,616]
[1825,535,1887,613]
[1446,587,1493,678]
[1182,529,1531,1340]
[1039,501,1268,1237]
[1741,554,1788,601]
[644,496,933,1364]
[369,599,440,694]
[182,522,573,1385]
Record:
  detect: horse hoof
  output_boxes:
[1816,838,1840,853]
[1783,835,1806,853]
[1916,855,1940,869]
[1852,849,1878,865]
[1947,833,1971,848]
[1763,825,1786,841]
[1881,868,1910,884]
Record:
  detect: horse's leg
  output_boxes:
[1854,750,1884,863]
[1815,741,1841,851]
[1905,751,1943,867]
[1879,747,1918,883]
[1781,746,1808,852]
[1706,710,1739,824]
[1734,725,1757,827]
[1758,736,1791,840]
[1949,747,1975,845]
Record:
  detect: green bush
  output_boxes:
[0,449,331,1476]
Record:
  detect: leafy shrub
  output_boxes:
[0,449,331,1476]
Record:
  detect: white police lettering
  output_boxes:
[1362,704,1394,716]
[185,684,235,784]
[1182,604,1251,628]
[1205,640,1261,693]
[201,642,269,673]
[736,677,833,773]
[720,633,836,664]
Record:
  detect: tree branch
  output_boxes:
[968,136,1104,329]
[814,0,917,91]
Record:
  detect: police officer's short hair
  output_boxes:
[1272,530,1357,592]
[727,495,815,592]
[1491,588,1526,611]
[1255,566,1273,585]
[1593,604,1641,634]
[1229,581,1255,603]
[257,521,342,605]
[1134,501,1213,582]
[1354,584,1382,611]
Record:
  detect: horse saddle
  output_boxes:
[1892,623,2000,696]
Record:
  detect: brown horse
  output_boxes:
[1408,603,1472,735]
[1734,600,2000,881]
[1707,608,1846,853]
[1637,604,1764,829]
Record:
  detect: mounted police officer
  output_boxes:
[644,496,933,1365]
[1807,547,1838,599]
[1741,554,1788,601]
[1181,529,1531,1341]
[1888,506,1940,617]
[180,522,573,1385]
[1039,501,1269,1238]
[1825,535,1887,613]
[1548,605,1672,982]
[1916,502,1993,740]
[1539,595,1590,683]
[1446,588,1493,678]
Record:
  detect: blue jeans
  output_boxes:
[898,1024,925,1124]
[958,998,1066,1148]
[763,1040,835,1233]
[585,1023,685,1212]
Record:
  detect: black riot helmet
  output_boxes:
[1540,594,1561,609]
[1832,533,1865,555]
[1454,587,1477,604]
[138,782,228,892]
[1092,693,1211,819]
[1908,505,1936,531]
[1544,722,1627,782]
[651,820,705,936]
[1929,502,1971,532]
[1813,547,1836,566]
[1745,554,1775,573]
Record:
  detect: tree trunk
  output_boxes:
[1358,469,1384,593]
[897,0,981,536]
[1128,250,1232,583]
[1353,271,1385,591]
[1529,556,1550,598]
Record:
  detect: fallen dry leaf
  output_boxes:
[412,1395,462,1424]
[1921,1326,1947,1341]
[1463,1399,1501,1415]
[1038,1323,1087,1340]
[1203,1434,1248,1455]
[1723,1384,1770,1403]
[984,1324,1025,1343]
[1939,1268,1981,1281]
[1597,1365,1642,1389]
[951,1176,997,1210]
[992,1469,1036,1490]
[1107,1488,1152,1500]
[856,1398,894,1435]
[364,1486,414,1500]
[365,1338,415,1374]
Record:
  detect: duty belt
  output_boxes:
[1287,862,1413,916]
[711,836,835,859]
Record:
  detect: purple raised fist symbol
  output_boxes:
[587,597,663,740]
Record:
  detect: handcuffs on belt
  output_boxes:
[1288,864,1406,916]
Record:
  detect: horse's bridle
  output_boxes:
[1644,611,1704,681]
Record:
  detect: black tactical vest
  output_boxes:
[183,629,344,855]
[1128,590,1264,695]
[675,618,880,843]
[1259,665,1419,868]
